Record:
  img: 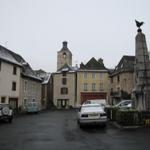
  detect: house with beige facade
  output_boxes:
[76,57,110,106]
[110,55,135,105]
[53,64,77,109]
[0,45,42,113]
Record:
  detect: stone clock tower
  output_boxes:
[57,41,72,71]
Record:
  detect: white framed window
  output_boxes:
[12,82,16,91]
[92,73,96,79]
[83,72,88,79]
[100,83,104,91]
[1,97,6,103]
[92,83,96,91]
[100,73,104,80]
[83,83,88,91]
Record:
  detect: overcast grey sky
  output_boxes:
[0,0,150,72]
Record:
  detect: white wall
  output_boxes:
[0,61,21,103]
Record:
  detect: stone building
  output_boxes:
[53,41,78,108]
[110,55,135,105]
[57,41,72,71]
[53,64,77,109]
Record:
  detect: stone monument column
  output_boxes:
[133,20,150,111]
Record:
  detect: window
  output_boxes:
[62,72,66,76]
[92,73,96,79]
[100,83,104,91]
[117,75,120,83]
[100,73,104,80]
[62,78,67,85]
[12,82,16,91]
[83,83,88,91]
[24,99,27,106]
[24,81,27,92]
[1,97,6,103]
[92,83,96,91]
[83,72,87,79]
[61,88,68,94]
[13,66,17,75]
[111,78,113,83]
[0,61,1,71]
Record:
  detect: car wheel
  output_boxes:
[2,107,10,115]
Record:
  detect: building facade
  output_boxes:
[53,65,77,109]
[0,45,42,113]
[35,69,53,110]
[76,57,110,106]
[110,55,135,105]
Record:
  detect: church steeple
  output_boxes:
[57,41,72,71]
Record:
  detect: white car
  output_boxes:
[77,103,107,127]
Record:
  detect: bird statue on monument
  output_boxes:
[135,20,144,28]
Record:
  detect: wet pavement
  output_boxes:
[0,110,150,150]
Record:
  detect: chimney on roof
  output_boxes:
[98,58,103,64]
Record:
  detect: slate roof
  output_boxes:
[0,45,22,66]
[57,63,79,73]
[0,45,42,81]
[79,57,107,70]
[111,55,135,76]
[35,69,51,84]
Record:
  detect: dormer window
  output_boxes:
[121,63,124,68]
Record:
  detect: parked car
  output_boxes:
[77,103,107,127]
[83,99,106,110]
[0,104,13,123]
[26,102,39,113]
[115,100,132,109]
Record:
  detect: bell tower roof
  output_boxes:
[60,41,72,54]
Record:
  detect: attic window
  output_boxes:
[121,64,123,68]
[115,66,118,70]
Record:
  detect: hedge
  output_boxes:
[105,107,150,126]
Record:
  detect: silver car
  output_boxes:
[77,103,107,127]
